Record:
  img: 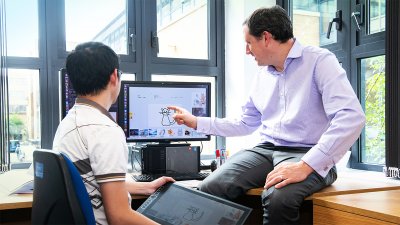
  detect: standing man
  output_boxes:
[53,42,173,225]
[169,5,365,225]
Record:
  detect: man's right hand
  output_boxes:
[167,106,198,129]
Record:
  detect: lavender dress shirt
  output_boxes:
[197,40,365,177]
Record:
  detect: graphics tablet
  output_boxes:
[137,183,252,225]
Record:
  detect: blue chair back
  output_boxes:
[32,149,95,225]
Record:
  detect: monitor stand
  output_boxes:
[141,143,200,175]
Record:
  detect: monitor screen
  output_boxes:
[59,68,118,121]
[118,81,211,143]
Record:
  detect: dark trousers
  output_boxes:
[199,143,337,225]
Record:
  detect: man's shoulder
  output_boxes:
[301,45,331,56]
[68,104,118,127]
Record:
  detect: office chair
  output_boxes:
[32,149,95,225]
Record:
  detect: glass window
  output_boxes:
[121,73,136,81]
[65,0,127,54]
[292,0,337,46]
[5,0,39,57]
[8,69,41,164]
[360,55,385,165]
[369,0,385,34]
[152,74,216,154]
[156,0,208,59]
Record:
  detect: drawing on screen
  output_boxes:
[183,206,204,222]
[159,108,176,126]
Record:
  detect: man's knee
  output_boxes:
[261,187,303,211]
[199,177,243,200]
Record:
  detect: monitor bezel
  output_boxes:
[118,80,212,143]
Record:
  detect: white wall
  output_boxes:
[224,0,276,155]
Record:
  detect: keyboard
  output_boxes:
[132,172,210,182]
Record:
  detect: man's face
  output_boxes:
[243,26,268,66]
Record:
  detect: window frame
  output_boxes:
[283,0,391,172]
[1,0,225,167]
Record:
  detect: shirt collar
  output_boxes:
[75,97,116,122]
[267,38,303,75]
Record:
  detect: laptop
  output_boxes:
[137,182,252,225]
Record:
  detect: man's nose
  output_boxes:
[245,45,252,55]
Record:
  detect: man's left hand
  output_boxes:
[264,160,314,189]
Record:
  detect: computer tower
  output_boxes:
[141,144,200,174]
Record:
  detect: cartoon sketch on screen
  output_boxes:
[159,108,176,126]
[183,206,204,222]
[193,93,206,107]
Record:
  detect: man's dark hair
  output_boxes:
[66,42,120,96]
[243,5,293,43]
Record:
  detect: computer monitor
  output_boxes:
[59,68,118,121]
[118,81,211,143]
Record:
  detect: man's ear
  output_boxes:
[263,31,273,46]
[109,69,118,85]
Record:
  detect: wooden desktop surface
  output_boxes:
[0,170,201,211]
[0,170,33,210]
[313,189,400,225]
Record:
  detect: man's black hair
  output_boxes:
[66,42,120,96]
[243,5,293,43]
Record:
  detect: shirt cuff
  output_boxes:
[196,117,212,134]
[301,146,334,178]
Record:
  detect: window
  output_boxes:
[8,69,41,164]
[5,0,39,57]
[0,0,223,170]
[289,0,386,171]
[2,0,42,169]
[65,0,127,54]
[361,56,385,165]
[156,0,209,59]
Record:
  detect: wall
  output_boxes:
[224,0,276,155]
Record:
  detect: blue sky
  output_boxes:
[5,0,125,56]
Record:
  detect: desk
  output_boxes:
[0,170,33,210]
[313,189,400,225]
[242,172,400,225]
[0,170,33,225]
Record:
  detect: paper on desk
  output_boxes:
[10,180,34,194]
[175,179,202,189]
[0,170,34,195]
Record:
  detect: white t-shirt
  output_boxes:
[53,98,130,225]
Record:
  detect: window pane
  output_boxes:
[8,69,41,164]
[156,0,208,59]
[152,75,216,154]
[65,0,127,54]
[121,73,136,81]
[5,0,39,57]
[292,0,337,46]
[369,0,385,34]
[361,56,385,165]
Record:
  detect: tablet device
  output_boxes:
[137,183,252,225]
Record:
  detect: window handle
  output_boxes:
[352,3,364,32]
[326,10,342,39]
[352,12,361,31]
[129,28,136,53]
[151,31,159,54]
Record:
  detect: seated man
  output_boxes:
[169,5,365,225]
[53,42,173,225]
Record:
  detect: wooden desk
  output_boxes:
[313,189,400,225]
[245,174,400,200]
[0,170,33,225]
[243,172,400,225]
[0,170,33,210]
